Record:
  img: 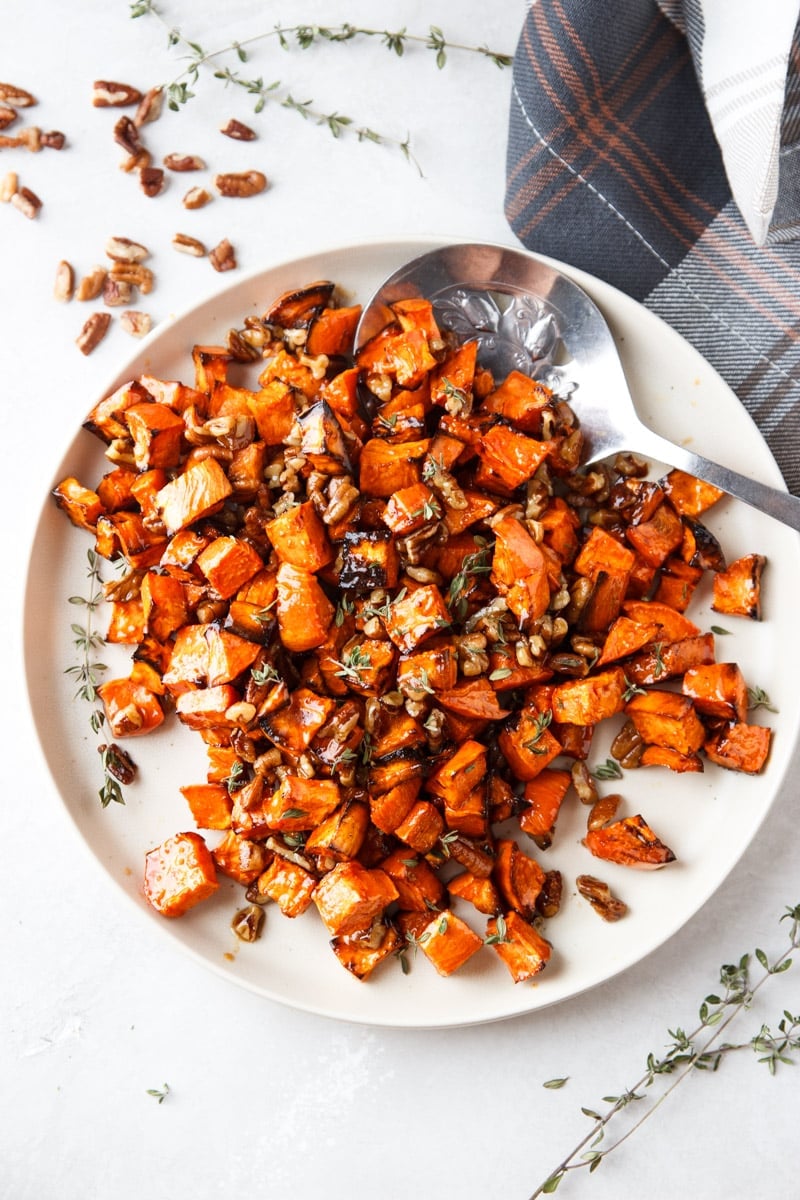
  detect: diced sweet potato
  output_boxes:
[584,814,675,869]
[622,599,700,642]
[368,780,421,834]
[624,501,684,568]
[623,632,716,687]
[382,483,441,536]
[712,554,766,620]
[264,775,341,832]
[436,678,511,722]
[358,438,431,497]
[487,910,551,982]
[394,800,445,854]
[143,831,219,917]
[141,571,189,641]
[339,529,400,592]
[380,849,447,912]
[255,856,317,917]
[574,526,636,579]
[196,536,264,600]
[261,686,337,752]
[704,721,772,774]
[52,477,104,531]
[155,457,233,534]
[180,782,233,830]
[596,616,662,666]
[498,709,563,780]
[625,689,705,754]
[551,668,627,726]
[430,340,478,407]
[305,800,370,865]
[476,423,550,489]
[682,662,748,723]
[448,871,503,916]
[264,500,333,572]
[384,584,451,653]
[480,371,552,433]
[660,469,725,517]
[639,745,704,772]
[212,829,269,884]
[416,909,483,976]
[493,838,545,919]
[519,769,572,849]
[306,303,362,357]
[330,922,403,980]
[313,861,399,937]
[175,684,240,731]
[97,676,164,738]
[125,401,185,471]
[276,562,334,652]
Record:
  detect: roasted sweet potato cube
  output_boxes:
[141,570,189,640]
[305,800,370,866]
[624,632,716,687]
[52,476,104,531]
[712,554,766,620]
[396,640,458,695]
[487,910,551,982]
[264,500,333,571]
[430,340,478,407]
[156,457,233,534]
[105,598,145,644]
[577,569,630,633]
[625,689,705,754]
[261,686,337,752]
[426,740,487,805]
[437,678,511,722]
[443,488,499,535]
[380,848,447,912]
[306,303,362,357]
[596,616,662,666]
[493,838,546,919]
[196,536,263,600]
[83,379,148,443]
[382,483,442,535]
[622,599,700,642]
[358,327,437,389]
[682,662,748,722]
[313,861,398,936]
[97,675,165,738]
[330,922,404,980]
[394,800,445,854]
[491,514,549,588]
[96,465,138,512]
[480,371,552,433]
[384,584,451,653]
[144,831,219,917]
[212,829,269,884]
[175,684,240,731]
[358,438,431,498]
[519,769,572,849]
[368,755,424,796]
[369,779,422,834]
[660,468,725,517]
[164,624,261,692]
[584,814,676,869]
[476,423,550,489]
[259,347,322,399]
[276,562,334,652]
[448,871,503,916]
[256,856,318,918]
[264,279,335,327]
[574,526,636,579]
[265,775,341,832]
[180,782,233,830]
[551,667,627,726]
[704,721,772,774]
[339,529,400,593]
[652,557,703,612]
[393,296,441,339]
[625,501,684,568]
[125,401,185,470]
[499,708,563,780]
[538,496,581,563]
[416,909,483,976]
[640,745,704,772]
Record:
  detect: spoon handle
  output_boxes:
[633,425,800,535]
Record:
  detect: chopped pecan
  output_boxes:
[103,276,133,307]
[0,82,36,107]
[134,87,164,127]
[76,311,112,356]
[220,117,257,141]
[76,266,107,301]
[163,153,205,172]
[10,186,42,218]
[214,169,267,197]
[113,115,142,156]
[209,237,236,272]
[0,106,17,130]
[0,170,18,202]
[0,133,23,148]
[109,261,154,294]
[172,232,206,257]
[120,310,152,338]
[105,235,149,263]
[182,185,212,209]
[92,80,142,107]
[139,165,165,197]
[119,149,150,174]
[40,130,66,150]
[54,260,75,302]
[576,875,628,922]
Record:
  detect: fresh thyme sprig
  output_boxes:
[129,4,511,169]
[65,550,128,808]
[531,903,800,1195]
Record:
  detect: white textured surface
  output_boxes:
[4,3,800,1197]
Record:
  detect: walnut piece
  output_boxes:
[76,312,112,356]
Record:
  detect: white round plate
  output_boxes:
[25,237,800,1027]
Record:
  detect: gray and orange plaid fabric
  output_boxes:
[505,0,800,494]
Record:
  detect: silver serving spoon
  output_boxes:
[356,242,800,534]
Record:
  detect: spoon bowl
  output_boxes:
[356,242,800,534]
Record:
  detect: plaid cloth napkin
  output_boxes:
[505,0,800,494]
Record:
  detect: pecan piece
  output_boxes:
[172,232,206,256]
[120,310,152,338]
[92,80,142,107]
[134,87,164,127]
[41,130,66,150]
[214,169,267,197]
[54,260,75,302]
[0,106,17,130]
[0,171,18,202]
[0,82,36,107]
[10,186,42,219]
[139,165,165,197]
[163,153,205,172]
[109,262,154,294]
[103,276,133,307]
[119,149,151,174]
[576,875,628,922]
[182,185,212,210]
[209,237,237,272]
[105,235,149,263]
[113,115,142,156]
[76,266,107,301]
[76,312,112,356]
[220,117,257,141]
